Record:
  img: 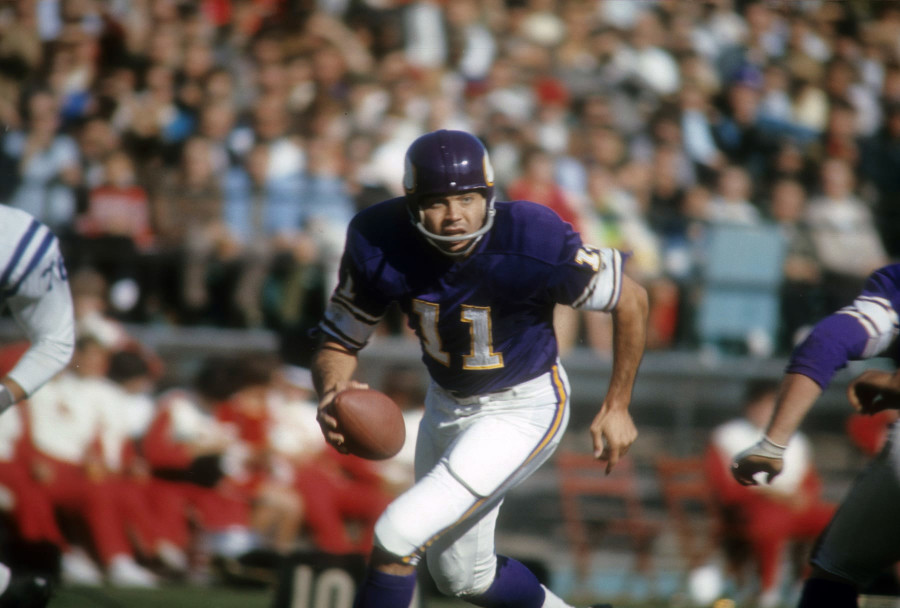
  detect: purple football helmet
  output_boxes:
[403,130,496,256]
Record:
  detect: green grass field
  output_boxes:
[46,584,677,608]
[47,588,897,608]
[49,584,273,607]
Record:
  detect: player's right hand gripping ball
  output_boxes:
[853,380,900,414]
[332,388,406,460]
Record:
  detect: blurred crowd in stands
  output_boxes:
[3,0,900,594]
[2,0,900,361]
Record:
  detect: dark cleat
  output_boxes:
[0,574,52,608]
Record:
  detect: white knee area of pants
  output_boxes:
[428,551,496,598]
[372,508,421,560]
[446,417,544,497]
[373,464,481,560]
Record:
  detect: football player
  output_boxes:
[313,130,648,608]
[732,263,900,608]
[0,207,77,607]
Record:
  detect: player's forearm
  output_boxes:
[606,276,648,408]
[764,373,823,445]
[5,335,74,398]
[7,281,75,397]
[311,341,360,399]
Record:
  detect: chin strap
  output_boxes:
[419,230,485,258]
[412,205,496,258]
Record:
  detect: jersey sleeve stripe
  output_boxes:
[332,294,381,325]
[0,219,40,288]
[836,295,899,358]
[572,248,623,311]
[319,317,367,350]
[319,296,383,350]
[857,296,899,328]
[607,249,623,310]
[5,231,56,297]
[837,308,878,336]
[572,274,598,309]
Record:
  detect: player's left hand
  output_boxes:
[590,404,638,474]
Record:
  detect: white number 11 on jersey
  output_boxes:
[412,300,504,370]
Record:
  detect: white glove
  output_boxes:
[740,436,787,459]
[731,436,787,486]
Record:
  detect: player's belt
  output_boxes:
[443,385,517,404]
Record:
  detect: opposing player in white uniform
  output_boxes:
[0,206,76,606]
[732,263,900,607]
[313,130,648,608]
[0,208,75,410]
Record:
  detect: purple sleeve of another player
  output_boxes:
[787,265,900,389]
[787,315,873,389]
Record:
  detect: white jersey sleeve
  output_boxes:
[0,208,75,396]
[570,246,624,312]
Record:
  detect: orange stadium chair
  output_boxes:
[655,453,757,602]
[555,450,660,586]
[654,454,720,572]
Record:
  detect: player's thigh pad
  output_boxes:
[443,366,570,497]
[447,417,550,497]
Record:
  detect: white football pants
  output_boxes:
[373,363,571,597]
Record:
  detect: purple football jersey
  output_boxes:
[320,198,624,396]
[787,264,900,388]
